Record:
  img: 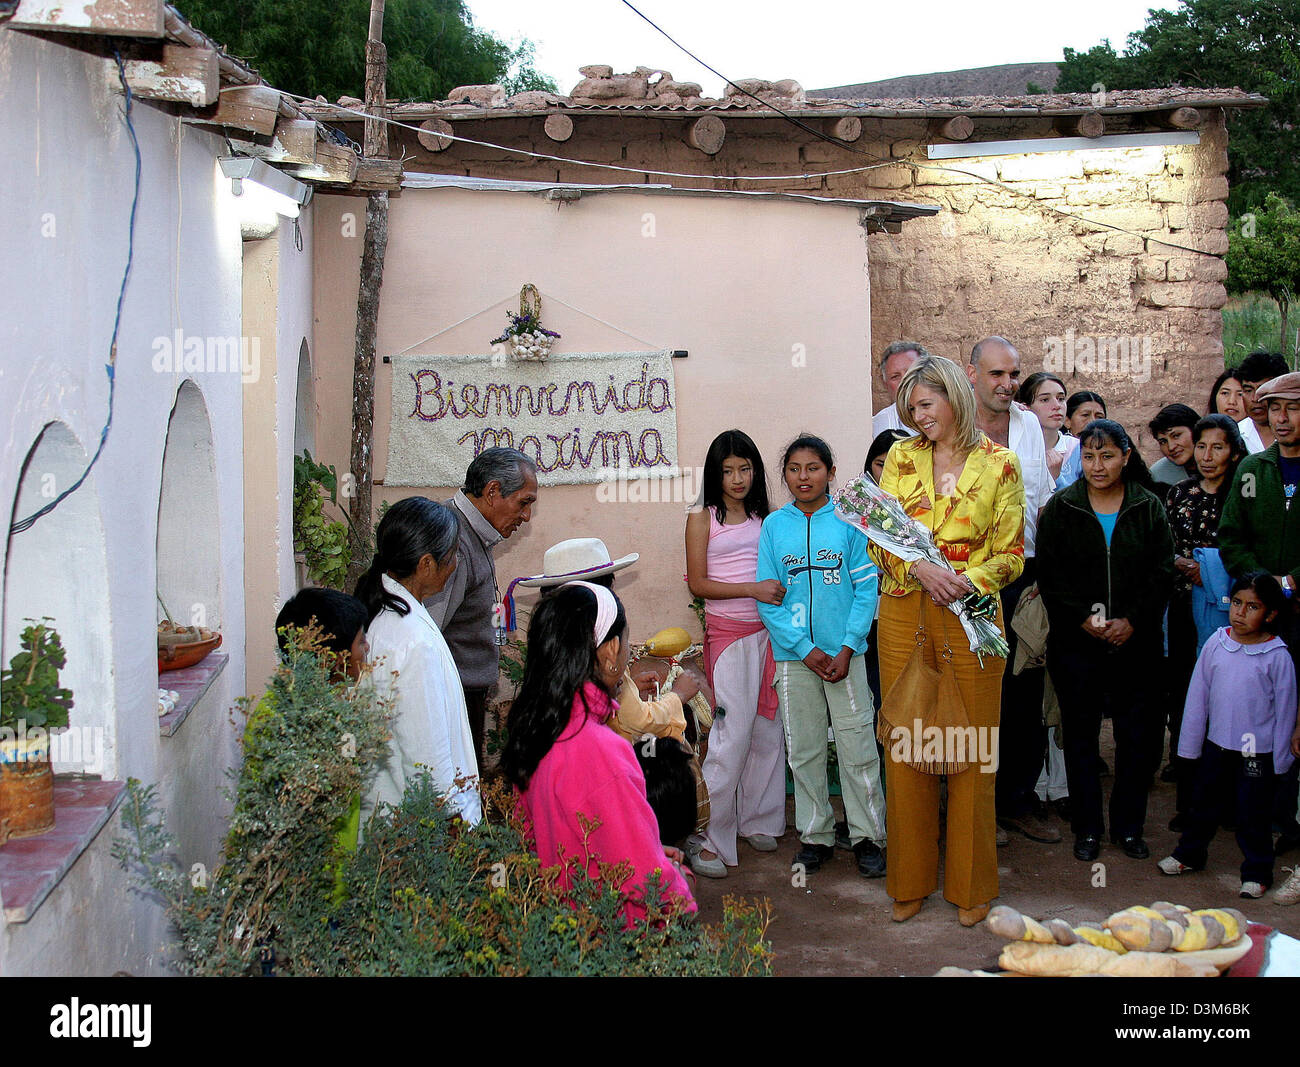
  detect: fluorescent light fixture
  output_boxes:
[218,156,312,217]
[926,131,1201,159]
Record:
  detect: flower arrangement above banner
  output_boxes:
[385,350,680,488]
[490,284,559,362]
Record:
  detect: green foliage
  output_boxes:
[1227,193,1300,358]
[1055,0,1300,215]
[180,0,556,103]
[498,636,527,693]
[0,619,72,731]
[1223,292,1288,363]
[113,625,392,975]
[293,450,352,590]
[116,629,773,977]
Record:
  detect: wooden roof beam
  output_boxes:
[7,0,164,37]
[121,43,219,107]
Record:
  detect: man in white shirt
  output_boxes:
[871,341,929,438]
[966,336,1059,844]
[1236,351,1289,455]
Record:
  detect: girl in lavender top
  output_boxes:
[1158,573,1297,899]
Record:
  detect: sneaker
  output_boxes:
[853,839,886,878]
[792,842,834,872]
[1240,881,1265,899]
[998,811,1062,844]
[686,843,727,879]
[1273,866,1300,906]
[1158,855,1194,875]
[834,820,851,851]
[742,834,779,853]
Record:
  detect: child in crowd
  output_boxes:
[684,429,787,878]
[757,434,886,878]
[633,734,701,848]
[274,587,370,683]
[1158,573,1298,900]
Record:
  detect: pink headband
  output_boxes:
[562,581,619,646]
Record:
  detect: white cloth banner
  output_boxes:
[385,350,679,487]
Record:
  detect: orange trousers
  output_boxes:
[878,591,1006,910]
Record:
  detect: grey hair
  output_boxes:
[464,447,537,497]
[878,340,930,375]
[970,335,1019,366]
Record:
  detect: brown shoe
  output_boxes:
[892,898,924,922]
[958,903,990,927]
[998,811,1062,844]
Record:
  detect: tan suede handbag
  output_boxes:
[876,602,972,775]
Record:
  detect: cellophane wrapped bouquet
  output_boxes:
[833,476,1009,666]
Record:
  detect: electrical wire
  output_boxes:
[286,86,1219,258]
[10,51,136,536]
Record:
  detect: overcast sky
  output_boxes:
[465,0,1178,97]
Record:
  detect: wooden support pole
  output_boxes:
[544,113,575,142]
[1076,112,1106,139]
[1166,107,1204,129]
[687,115,726,155]
[936,115,975,141]
[829,116,861,142]
[417,119,455,151]
[348,0,389,587]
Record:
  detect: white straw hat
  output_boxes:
[515,538,639,587]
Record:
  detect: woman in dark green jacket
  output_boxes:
[1036,420,1176,863]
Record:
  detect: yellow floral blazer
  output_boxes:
[871,434,1026,598]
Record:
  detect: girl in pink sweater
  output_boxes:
[502,581,697,924]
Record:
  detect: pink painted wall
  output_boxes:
[312,187,873,640]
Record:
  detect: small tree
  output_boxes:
[1227,193,1300,362]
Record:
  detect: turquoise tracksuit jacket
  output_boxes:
[756,499,879,662]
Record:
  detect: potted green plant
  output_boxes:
[0,619,73,839]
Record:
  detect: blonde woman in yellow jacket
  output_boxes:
[869,355,1025,926]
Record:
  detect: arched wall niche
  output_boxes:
[3,421,116,775]
[156,380,222,638]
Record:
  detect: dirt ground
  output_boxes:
[691,722,1300,976]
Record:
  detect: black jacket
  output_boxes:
[1036,477,1176,650]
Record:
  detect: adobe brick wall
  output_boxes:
[392,110,1232,456]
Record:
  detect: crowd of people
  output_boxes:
[264,339,1300,929]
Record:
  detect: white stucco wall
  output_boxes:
[243,214,315,698]
[0,29,250,974]
[313,186,873,639]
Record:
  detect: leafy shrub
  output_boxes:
[115,629,772,977]
[293,450,352,590]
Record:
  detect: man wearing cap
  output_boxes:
[425,447,538,766]
[1219,370,1300,863]
[511,538,702,745]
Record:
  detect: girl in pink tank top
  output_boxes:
[684,431,788,875]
